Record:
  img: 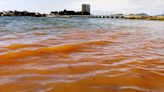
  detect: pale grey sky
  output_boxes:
[0,0,163,15]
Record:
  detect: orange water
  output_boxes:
[0,27,164,92]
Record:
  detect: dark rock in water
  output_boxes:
[0,11,46,17]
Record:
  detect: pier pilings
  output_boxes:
[69,15,124,19]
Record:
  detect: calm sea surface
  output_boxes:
[0,17,164,92]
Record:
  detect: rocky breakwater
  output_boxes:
[0,11,46,17]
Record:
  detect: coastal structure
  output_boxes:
[70,14,124,19]
[50,4,91,16]
[48,4,125,19]
[82,4,90,15]
[0,4,164,20]
[0,11,46,17]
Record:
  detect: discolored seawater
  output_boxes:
[0,17,164,92]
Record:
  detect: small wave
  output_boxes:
[4,44,44,50]
[0,40,114,61]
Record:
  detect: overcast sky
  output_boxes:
[0,0,164,15]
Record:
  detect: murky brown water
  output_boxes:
[0,18,164,92]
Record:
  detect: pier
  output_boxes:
[70,15,124,19]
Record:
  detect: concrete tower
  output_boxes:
[82,4,90,15]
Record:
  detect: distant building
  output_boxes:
[59,10,75,15]
[50,11,59,15]
[82,4,90,15]
[49,4,91,16]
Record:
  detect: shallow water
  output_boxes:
[0,17,164,92]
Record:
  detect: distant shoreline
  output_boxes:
[0,11,164,21]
